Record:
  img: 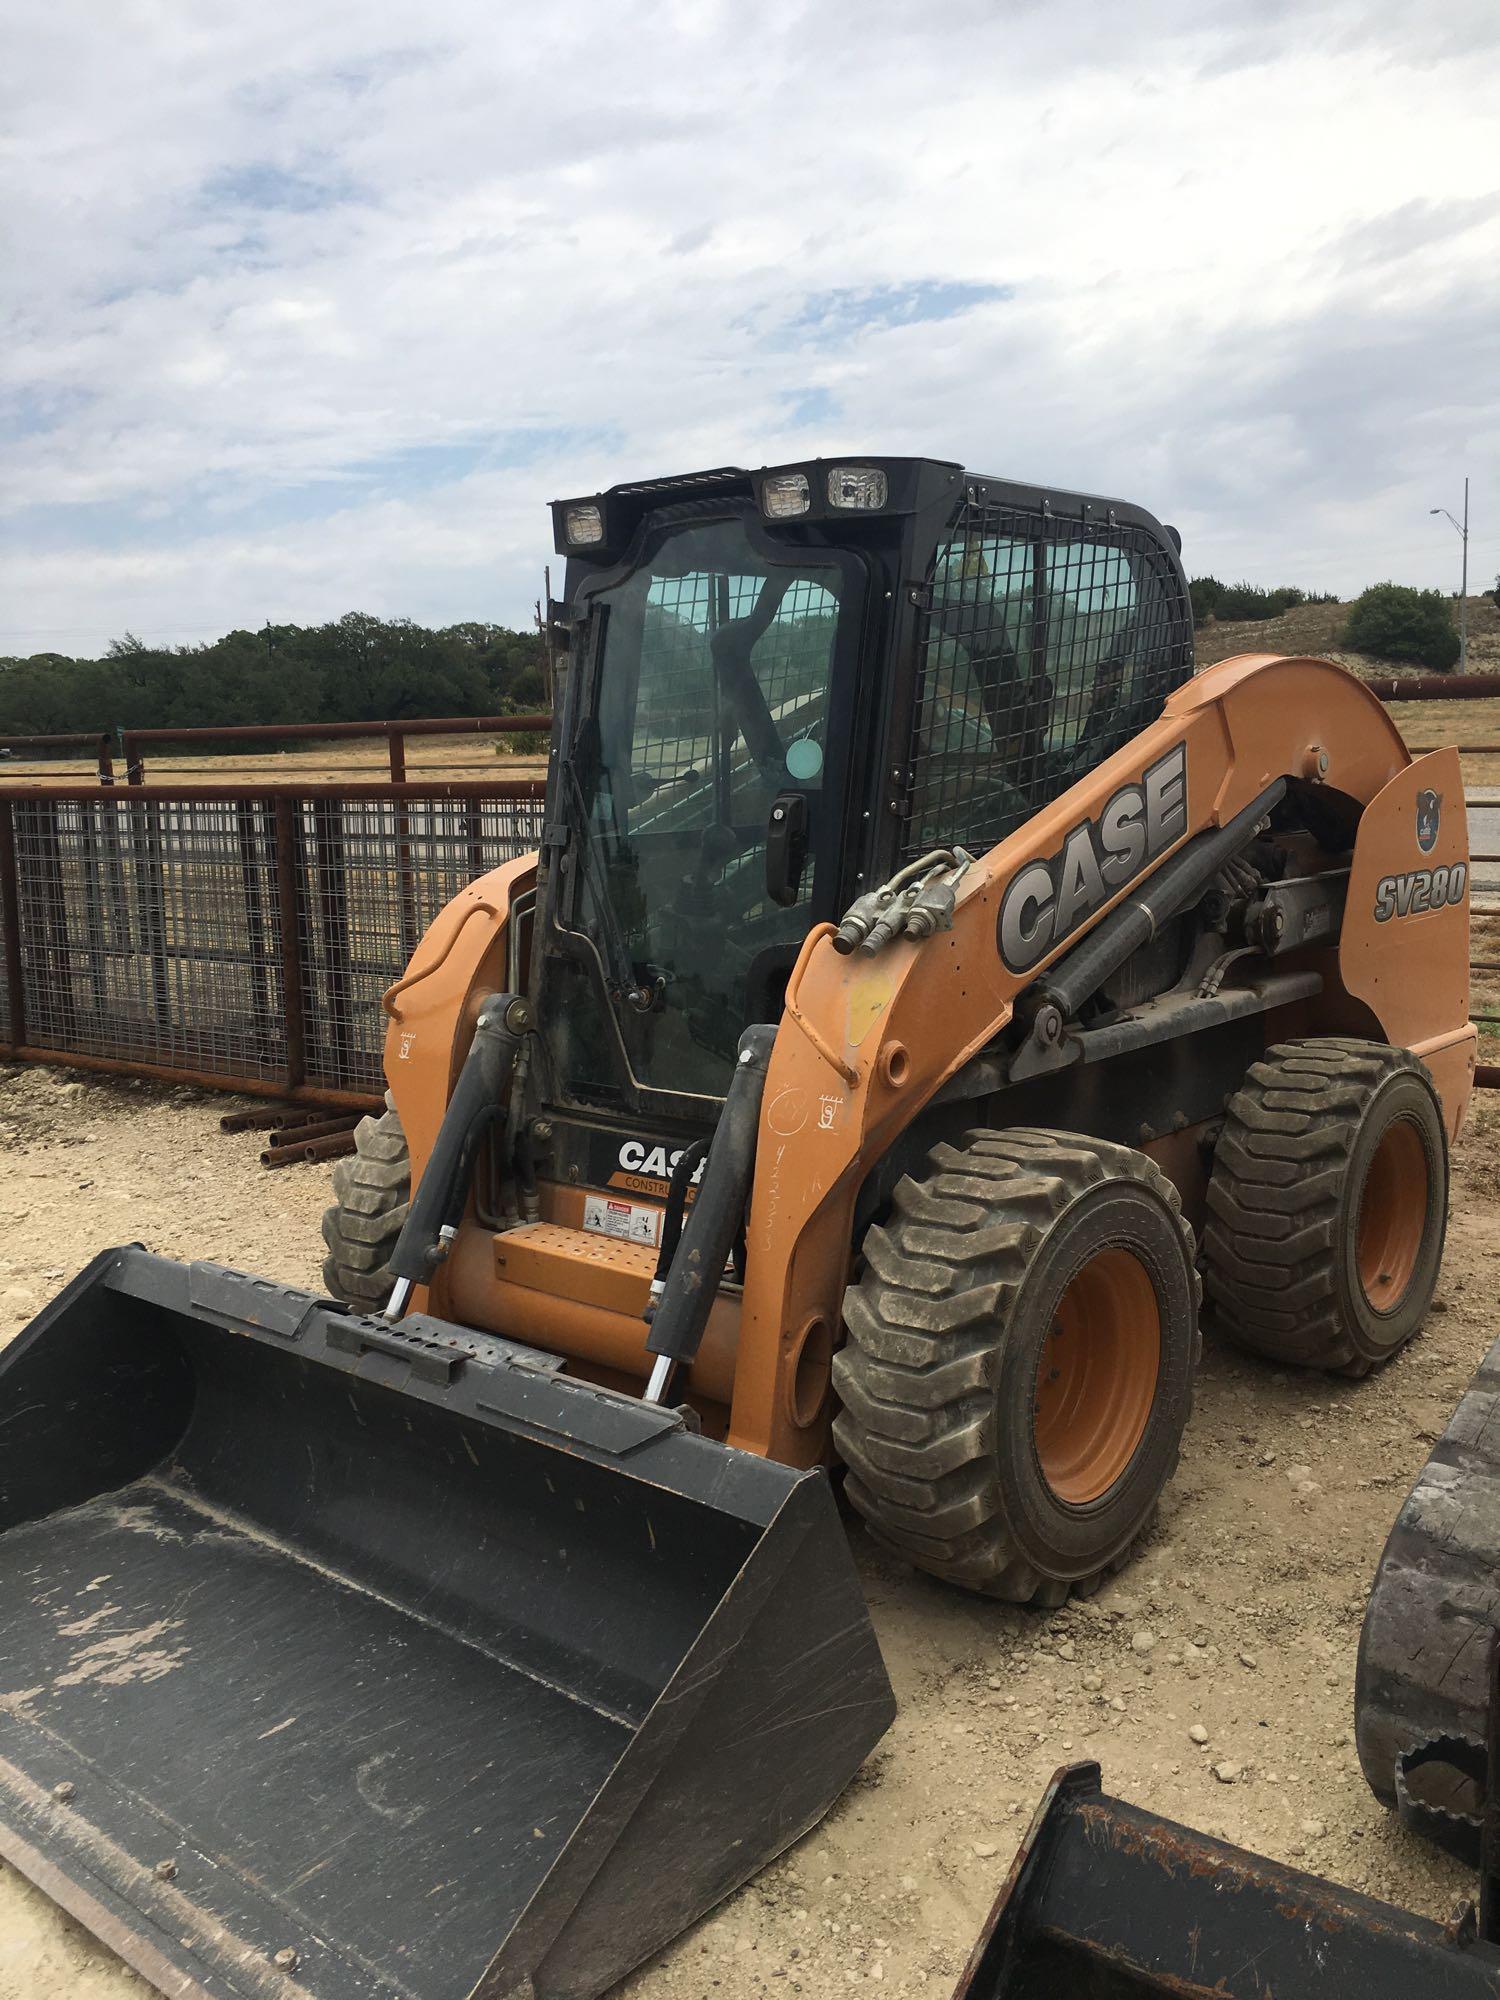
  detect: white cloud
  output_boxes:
[2,0,1498,651]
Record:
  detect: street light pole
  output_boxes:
[1430,476,1470,672]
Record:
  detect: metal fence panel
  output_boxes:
[9,795,287,1082]
[297,793,545,1094]
[0,785,544,1103]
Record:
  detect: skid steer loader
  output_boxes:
[0,457,1475,2000]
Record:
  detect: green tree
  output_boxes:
[1342,583,1461,671]
[1188,578,1326,626]
[0,614,547,736]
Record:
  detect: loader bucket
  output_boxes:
[955,1763,1500,1999]
[0,1247,894,2000]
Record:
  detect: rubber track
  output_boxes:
[832,1128,1197,1606]
[321,1092,410,1308]
[1357,1330,1500,1842]
[1203,1037,1429,1375]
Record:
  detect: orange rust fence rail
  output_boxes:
[0,716,553,787]
[120,714,551,784]
[0,734,117,783]
[0,780,545,1109]
[1370,676,1500,701]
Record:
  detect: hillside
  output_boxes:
[1193,593,1500,679]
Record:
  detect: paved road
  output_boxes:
[1469,797,1500,848]
[1467,794,1500,909]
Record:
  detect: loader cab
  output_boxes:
[536,459,1193,1153]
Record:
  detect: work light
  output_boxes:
[762,472,811,519]
[827,465,888,510]
[564,503,605,546]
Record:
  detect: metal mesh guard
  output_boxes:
[904,493,1193,858]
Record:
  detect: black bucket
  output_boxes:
[955,1764,1500,1999]
[0,1248,894,2000]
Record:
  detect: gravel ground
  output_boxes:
[0,1062,1495,1998]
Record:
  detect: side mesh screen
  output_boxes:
[904,496,1193,860]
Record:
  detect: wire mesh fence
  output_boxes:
[0,784,545,1103]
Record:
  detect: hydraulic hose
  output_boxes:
[386,993,530,1300]
[512,1116,541,1225]
[441,1102,505,1238]
[644,1024,775,1398]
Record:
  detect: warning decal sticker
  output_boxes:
[582,1194,662,1246]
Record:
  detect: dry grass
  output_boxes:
[1385,700,1500,788]
[1197,596,1500,779]
[0,733,548,789]
[1195,590,1500,676]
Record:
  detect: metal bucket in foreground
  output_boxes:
[0,1248,894,2000]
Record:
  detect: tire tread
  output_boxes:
[321,1093,409,1308]
[1202,1037,1441,1374]
[833,1128,1199,1604]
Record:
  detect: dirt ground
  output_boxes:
[0,1062,1497,1998]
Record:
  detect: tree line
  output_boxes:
[1188,578,1341,624]
[0,572,1474,744]
[0,614,548,737]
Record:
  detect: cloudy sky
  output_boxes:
[4,0,1498,654]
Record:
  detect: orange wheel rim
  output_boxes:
[1356,1118,1427,1313]
[1032,1247,1161,1506]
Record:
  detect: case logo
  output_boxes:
[997,745,1188,976]
[1415,788,1441,854]
[617,1140,706,1184]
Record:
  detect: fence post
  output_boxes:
[313,798,353,1088]
[395,793,420,967]
[273,794,307,1092]
[77,796,109,1022]
[35,798,80,1049]
[128,794,171,1044]
[0,799,27,1051]
[236,800,276,1065]
[389,730,406,783]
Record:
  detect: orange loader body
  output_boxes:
[383,650,1474,1469]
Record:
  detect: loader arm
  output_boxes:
[381,851,537,1286]
[727,654,1473,1462]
